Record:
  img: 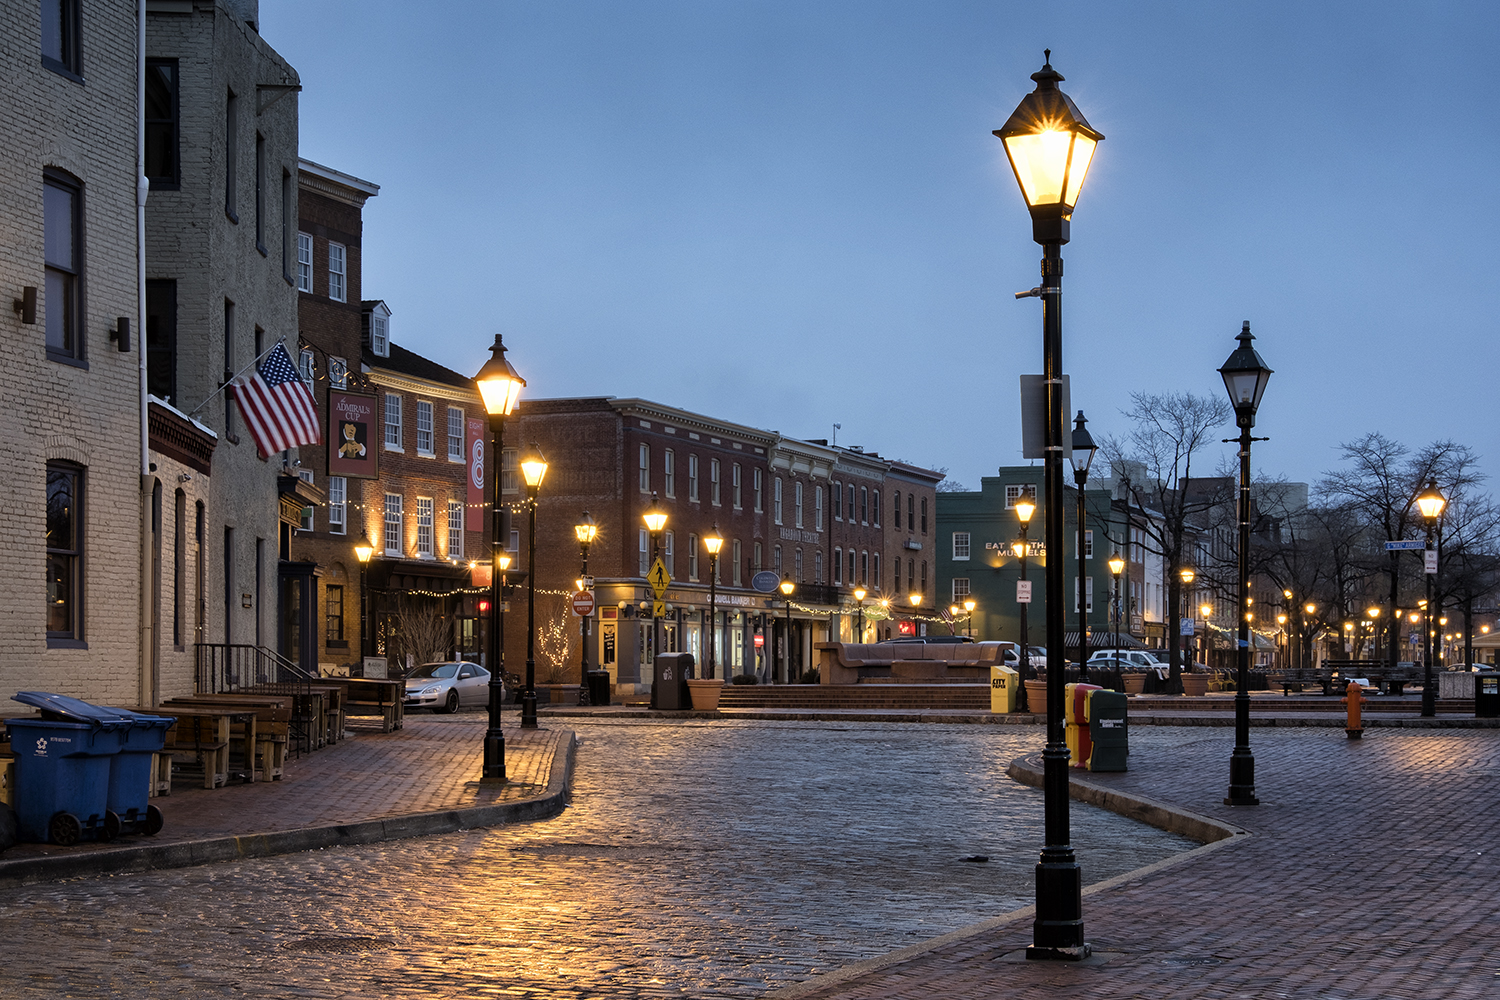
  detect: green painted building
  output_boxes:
[936,467,1128,659]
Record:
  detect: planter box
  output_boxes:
[1181,673,1210,697]
[534,684,579,706]
[1122,673,1147,695]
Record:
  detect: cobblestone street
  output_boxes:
[0,719,1193,998]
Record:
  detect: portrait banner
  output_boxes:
[328,391,379,479]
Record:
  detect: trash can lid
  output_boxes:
[11,691,134,727]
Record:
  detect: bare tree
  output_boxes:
[535,591,574,684]
[389,596,454,673]
[1100,391,1232,691]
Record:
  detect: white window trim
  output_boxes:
[384,493,403,556]
[384,393,404,452]
[328,476,347,535]
[370,311,389,357]
[447,499,464,559]
[328,242,347,302]
[415,400,435,457]
[447,406,465,462]
[329,356,348,390]
[952,531,971,561]
[296,232,313,292]
[415,496,434,558]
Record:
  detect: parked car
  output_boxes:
[1089,649,1168,671]
[404,661,492,713]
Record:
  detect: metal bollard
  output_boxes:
[1342,680,1365,739]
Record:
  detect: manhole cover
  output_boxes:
[284,936,393,954]
[1161,957,1222,967]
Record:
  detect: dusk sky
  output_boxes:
[261,1,1500,497]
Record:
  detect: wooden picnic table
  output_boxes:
[240,684,341,751]
[129,704,256,789]
[318,677,404,733]
[164,695,291,781]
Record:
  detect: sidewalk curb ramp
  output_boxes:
[765,752,1250,999]
[0,730,576,888]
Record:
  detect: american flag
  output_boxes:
[231,342,322,458]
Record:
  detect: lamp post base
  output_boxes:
[520,692,539,729]
[481,730,506,784]
[1224,748,1258,806]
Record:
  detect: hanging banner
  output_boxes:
[467,416,486,531]
[327,391,379,479]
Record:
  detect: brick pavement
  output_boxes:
[771,727,1500,1000]
[0,714,572,884]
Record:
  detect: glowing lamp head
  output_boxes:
[519,445,548,494]
[497,551,512,573]
[1180,567,1195,585]
[1200,604,1213,619]
[1416,480,1446,522]
[353,530,375,564]
[1305,603,1317,615]
[574,511,598,546]
[1367,607,1380,619]
[853,587,867,602]
[779,575,795,597]
[909,593,922,607]
[1108,554,1125,577]
[1011,539,1029,559]
[1014,497,1036,524]
[474,334,525,417]
[963,597,977,614]
[703,524,724,557]
[642,493,667,534]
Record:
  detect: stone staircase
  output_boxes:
[718,683,991,711]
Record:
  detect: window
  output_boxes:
[328,476,346,533]
[447,407,464,461]
[296,233,313,291]
[710,459,721,506]
[222,299,236,437]
[773,545,782,574]
[1005,484,1038,508]
[416,400,434,455]
[815,549,823,583]
[753,469,764,512]
[145,60,179,187]
[872,490,880,527]
[639,529,649,575]
[328,243,346,302]
[1083,529,1094,559]
[733,464,743,509]
[833,481,842,521]
[44,172,82,360]
[383,493,402,555]
[255,132,267,253]
[773,478,783,524]
[833,548,842,585]
[733,539,742,586]
[46,461,83,642]
[416,497,434,557]
[173,490,185,647]
[369,309,389,356]
[299,348,315,384]
[502,448,518,494]
[907,558,914,593]
[794,548,803,581]
[1074,576,1094,613]
[688,533,699,581]
[384,394,402,449]
[794,482,803,528]
[447,500,464,558]
[921,560,927,596]
[664,531,675,575]
[872,553,880,593]
[860,550,868,586]
[687,454,699,501]
[814,486,823,531]
[953,578,971,602]
[908,494,915,531]
[224,90,238,221]
[860,487,868,524]
[329,357,348,390]
[638,444,650,493]
[847,484,856,522]
[664,449,675,497]
[921,497,928,534]
[145,279,177,402]
[41,0,82,78]
[848,550,856,587]
[892,491,901,529]
[753,541,763,571]
[953,532,970,560]
[325,584,345,643]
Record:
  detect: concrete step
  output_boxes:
[719,684,991,710]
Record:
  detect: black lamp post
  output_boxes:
[354,530,374,660]
[1013,497,1036,679]
[519,445,549,729]
[1071,412,1097,671]
[997,51,1101,961]
[1416,479,1446,717]
[1180,566,1196,675]
[575,512,600,706]
[474,335,524,782]
[704,524,724,679]
[963,597,976,639]
[643,492,667,681]
[853,586,868,642]
[1219,320,1271,807]
[779,575,795,683]
[1109,553,1124,681]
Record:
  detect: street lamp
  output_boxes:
[1071,411,1097,672]
[1179,566,1195,677]
[518,444,548,729]
[1108,553,1125,678]
[1014,497,1036,681]
[1416,479,1446,716]
[353,530,374,660]
[643,492,668,683]
[852,586,867,642]
[779,575,796,684]
[474,334,525,782]
[704,524,724,680]
[963,596,977,639]
[1219,319,1271,807]
[998,51,1102,958]
[574,511,602,706]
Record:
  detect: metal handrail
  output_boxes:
[194,643,315,757]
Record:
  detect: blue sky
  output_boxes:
[261,1,1500,495]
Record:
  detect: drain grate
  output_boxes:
[1161,956,1222,967]
[284,936,393,954]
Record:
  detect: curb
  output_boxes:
[0,730,577,888]
[540,707,1500,728]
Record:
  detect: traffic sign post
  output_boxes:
[653,600,667,618]
[648,558,671,598]
[571,591,596,617]
[1425,550,1439,575]
[1017,580,1033,604]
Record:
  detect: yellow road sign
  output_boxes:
[652,600,667,618]
[648,557,671,597]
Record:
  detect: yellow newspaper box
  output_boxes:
[990,665,1021,713]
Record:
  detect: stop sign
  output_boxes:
[571,591,596,617]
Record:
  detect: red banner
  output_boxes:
[328,391,379,479]
[467,417,486,531]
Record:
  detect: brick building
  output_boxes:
[0,0,149,704]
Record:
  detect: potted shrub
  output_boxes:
[1180,670,1211,696]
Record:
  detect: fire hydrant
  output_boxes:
[1342,680,1365,739]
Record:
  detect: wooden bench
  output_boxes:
[166,695,291,781]
[139,707,238,789]
[1268,668,1336,696]
[321,678,403,733]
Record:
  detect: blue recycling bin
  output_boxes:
[8,693,169,843]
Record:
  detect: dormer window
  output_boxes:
[365,302,391,358]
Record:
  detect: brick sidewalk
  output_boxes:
[0,715,572,883]
[772,727,1500,1000]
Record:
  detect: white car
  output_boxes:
[1088,649,1167,671]
[404,661,492,713]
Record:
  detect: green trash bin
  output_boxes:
[1087,689,1128,772]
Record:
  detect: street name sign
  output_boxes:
[648,558,672,598]
[1385,540,1426,551]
